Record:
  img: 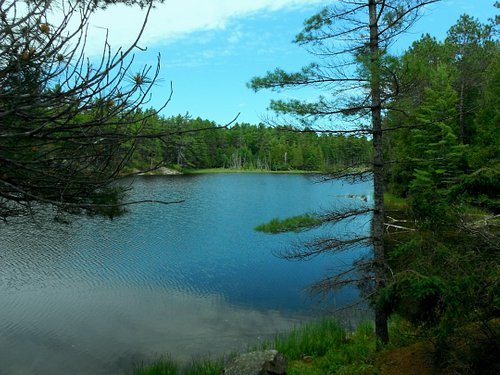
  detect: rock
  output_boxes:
[154,167,181,175]
[222,349,287,375]
[137,167,181,176]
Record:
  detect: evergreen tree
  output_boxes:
[407,65,463,225]
[0,0,175,219]
[250,0,440,345]
[446,14,495,144]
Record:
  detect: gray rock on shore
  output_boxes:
[222,349,287,375]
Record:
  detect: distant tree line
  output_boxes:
[126,114,373,172]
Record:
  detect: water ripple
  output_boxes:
[0,174,373,374]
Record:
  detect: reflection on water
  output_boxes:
[1,286,307,375]
[0,174,372,374]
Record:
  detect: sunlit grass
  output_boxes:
[255,214,322,233]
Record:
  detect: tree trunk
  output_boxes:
[368,0,389,347]
[459,80,465,144]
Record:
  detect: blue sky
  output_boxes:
[87,0,497,125]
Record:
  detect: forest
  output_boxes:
[377,12,499,373]
[125,115,373,172]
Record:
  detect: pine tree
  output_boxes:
[0,0,172,219]
[250,0,440,345]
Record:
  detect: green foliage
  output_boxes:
[125,115,372,173]
[255,214,323,233]
[454,166,500,212]
[469,54,500,165]
[385,12,498,208]
[259,320,376,375]
[434,319,500,375]
[382,13,499,364]
[386,237,418,258]
[0,1,169,219]
[445,14,496,145]
[406,80,463,225]
[272,319,346,359]
[379,272,447,325]
[383,213,500,372]
[386,315,420,348]
[131,355,227,375]
[182,357,225,375]
[91,1,165,9]
[295,8,331,43]
[132,356,178,375]
[248,64,319,91]
[384,193,409,211]
[385,23,498,224]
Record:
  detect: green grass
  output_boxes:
[131,319,380,375]
[261,319,347,358]
[386,315,420,348]
[132,355,228,375]
[182,357,225,375]
[255,214,323,233]
[275,320,377,375]
[458,202,493,217]
[132,356,179,375]
[384,193,409,210]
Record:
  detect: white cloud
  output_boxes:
[227,28,244,44]
[70,0,324,56]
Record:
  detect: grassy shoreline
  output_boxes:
[132,319,379,375]
[132,315,493,375]
[184,168,321,174]
[123,166,372,176]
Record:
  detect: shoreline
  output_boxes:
[184,168,321,174]
[123,166,370,177]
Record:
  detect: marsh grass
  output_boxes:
[252,320,377,375]
[132,355,178,375]
[182,356,225,375]
[255,214,322,233]
[132,354,229,375]
[268,319,346,358]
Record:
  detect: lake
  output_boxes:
[0,173,373,375]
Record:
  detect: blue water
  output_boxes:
[0,173,372,374]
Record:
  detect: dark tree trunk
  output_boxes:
[459,80,466,144]
[368,0,389,347]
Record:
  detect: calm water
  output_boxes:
[0,173,372,375]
